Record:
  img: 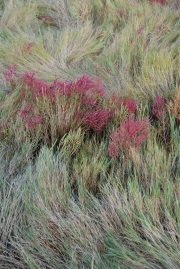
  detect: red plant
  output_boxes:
[107,94,137,115]
[22,72,51,99]
[152,95,167,119]
[74,76,105,107]
[21,74,105,105]
[3,67,112,135]
[108,118,149,157]
[82,109,111,132]
[122,99,137,113]
[19,104,42,130]
[18,72,107,131]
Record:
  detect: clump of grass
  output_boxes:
[8,155,180,268]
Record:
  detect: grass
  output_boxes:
[0,0,180,268]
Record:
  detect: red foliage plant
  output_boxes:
[82,109,111,132]
[108,118,149,158]
[21,73,105,105]
[19,104,42,130]
[22,72,51,99]
[152,95,167,119]
[73,76,105,107]
[3,66,107,132]
[107,94,137,116]
[122,99,137,113]
[3,66,140,144]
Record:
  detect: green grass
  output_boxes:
[0,0,180,268]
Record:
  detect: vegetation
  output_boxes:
[0,0,180,268]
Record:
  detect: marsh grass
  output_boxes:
[0,0,180,268]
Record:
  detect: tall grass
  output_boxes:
[0,0,180,268]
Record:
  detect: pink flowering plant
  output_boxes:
[1,66,172,156]
[19,104,42,130]
[108,118,149,158]
[80,108,111,132]
[151,95,167,119]
[1,66,112,144]
[151,95,170,145]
